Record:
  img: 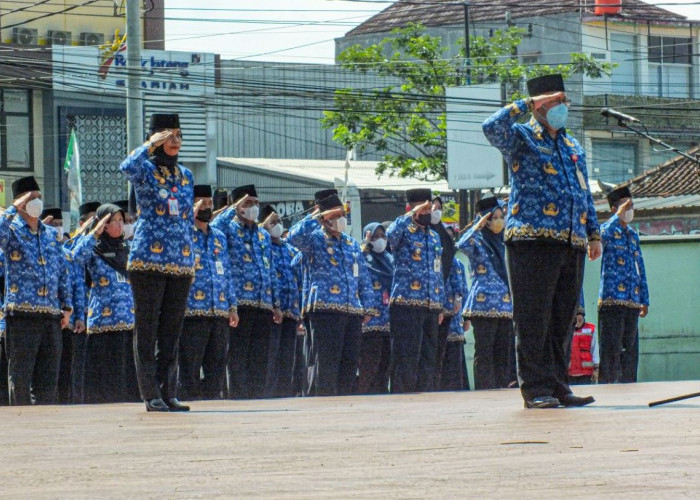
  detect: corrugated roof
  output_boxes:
[218,158,451,192]
[620,145,700,198]
[346,0,687,38]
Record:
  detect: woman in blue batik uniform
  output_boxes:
[119,113,195,412]
[457,197,514,390]
[357,222,394,395]
[71,204,135,403]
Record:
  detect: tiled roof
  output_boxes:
[346,0,687,37]
[621,145,700,198]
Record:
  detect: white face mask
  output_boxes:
[371,237,387,253]
[25,198,44,218]
[242,205,259,221]
[431,210,442,225]
[621,209,634,223]
[331,216,347,233]
[268,223,283,239]
[122,223,135,240]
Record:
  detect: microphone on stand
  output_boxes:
[601,107,640,123]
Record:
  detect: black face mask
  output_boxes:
[416,213,432,227]
[196,208,212,223]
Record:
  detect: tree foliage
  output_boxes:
[322,23,615,182]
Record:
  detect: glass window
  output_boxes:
[648,36,661,63]
[591,140,637,184]
[0,88,33,171]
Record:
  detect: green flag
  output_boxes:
[63,129,82,229]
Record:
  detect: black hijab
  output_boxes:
[479,207,508,285]
[92,203,129,275]
[149,145,178,168]
[363,222,394,291]
[431,221,455,281]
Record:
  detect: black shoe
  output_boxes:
[524,396,560,409]
[559,394,595,407]
[145,398,169,412]
[165,398,190,412]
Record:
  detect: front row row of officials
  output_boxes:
[0,74,649,410]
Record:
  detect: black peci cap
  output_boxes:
[405,188,432,204]
[194,184,213,198]
[259,204,276,222]
[113,199,129,213]
[149,113,180,134]
[314,189,338,204]
[475,196,499,214]
[607,185,632,208]
[318,194,343,212]
[79,201,101,216]
[230,184,257,204]
[40,207,63,220]
[12,176,40,198]
[526,74,565,97]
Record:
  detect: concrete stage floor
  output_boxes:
[1,381,700,498]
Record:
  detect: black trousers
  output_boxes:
[122,330,140,402]
[307,311,362,396]
[598,305,640,384]
[57,328,73,404]
[389,304,439,394]
[5,314,62,405]
[227,306,273,399]
[265,318,298,398]
[471,317,514,390]
[506,242,585,402]
[358,330,391,395]
[435,315,451,390]
[440,340,469,391]
[84,332,127,404]
[180,317,229,400]
[0,337,9,406]
[70,332,87,404]
[129,271,192,401]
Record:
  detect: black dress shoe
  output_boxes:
[559,394,595,407]
[145,398,170,412]
[165,398,190,412]
[524,396,560,409]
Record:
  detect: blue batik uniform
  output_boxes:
[598,215,649,310]
[186,225,237,318]
[443,257,468,316]
[290,252,306,317]
[0,207,72,316]
[70,234,135,334]
[287,217,376,317]
[386,214,444,311]
[63,238,87,329]
[0,250,5,337]
[362,250,394,334]
[211,208,279,311]
[119,145,195,277]
[270,240,301,320]
[457,226,513,319]
[482,99,600,249]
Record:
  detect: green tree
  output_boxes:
[322,23,615,182]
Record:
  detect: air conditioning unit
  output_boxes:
[79,32,104,46]
[12,27,38,46]
[47,30,72,46]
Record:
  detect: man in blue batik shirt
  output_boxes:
[0,176,72,405]
[483,74,601,409]
[387,188,445,394]
[598,186,649,384]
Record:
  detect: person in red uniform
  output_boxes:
[568,309,599,385]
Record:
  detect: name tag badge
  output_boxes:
[434,258,441,273]
[635,261,640,276]
[168,197,180,216]
[215,261,225,275]
[537,145,553,155]
[116,272,126,283]
[576,168,588,191]
[352,262,359,278]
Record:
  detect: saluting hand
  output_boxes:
[616,198,632,217]
[193,199,204,219]
[234,194,250,209]
[475,211,492,230]
[90,214,111,237]
[408,200,431,217]
[42,215,54,226]
[145,130,173,149]
[12,191,36,211]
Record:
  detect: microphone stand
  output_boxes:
[614,119,700,168]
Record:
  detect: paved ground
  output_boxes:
[1,381,700,498]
